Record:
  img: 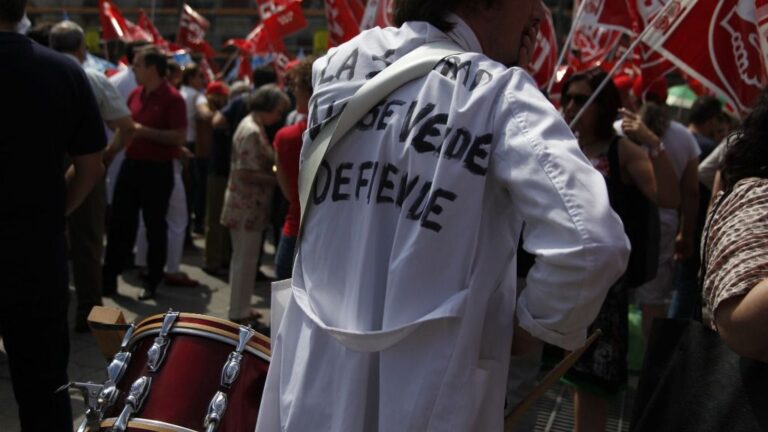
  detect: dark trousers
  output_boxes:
[275,234,297,280]
[68,179,106,319]
[204,174,231,269]
[0,234,72,431]
[104,159,174,288]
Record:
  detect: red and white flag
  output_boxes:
[641,0,766,115]
[176,4,215,58]
[324,0,361,47]
[98,0,130,40]
[360,0,395,30]
[529,3,559,88]
[569,25,624,70]
[626,0,677,99]
[264,0,308,40]
[576,0,636,34]
[137,10,166,46]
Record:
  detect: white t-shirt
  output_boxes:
[108,67,137,102]
[614,119,700,233]
[257,18,630,432]
[60,54,131,124]
[180,85,207,142]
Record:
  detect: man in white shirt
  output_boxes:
[257,1,630,431]
[49,20,135,331]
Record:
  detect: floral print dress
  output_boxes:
[221,114,275,231]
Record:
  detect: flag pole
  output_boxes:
[545,0,587,94]
[151,0,156,24]
[567,0,677,129]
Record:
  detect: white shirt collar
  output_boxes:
[444,14,483,54]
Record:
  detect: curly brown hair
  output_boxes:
[288,56,315,95]
[722,89,768,191]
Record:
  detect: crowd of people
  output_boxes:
[1,0,767,430]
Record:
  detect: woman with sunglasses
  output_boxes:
[559,68,679,432]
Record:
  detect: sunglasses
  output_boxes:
[562,93,591,107]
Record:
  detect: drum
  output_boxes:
[97,312,271,432]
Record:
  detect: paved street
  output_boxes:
[0,237,635,432]
[0,237,274,431]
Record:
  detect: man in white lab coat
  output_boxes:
[257,1,631,430]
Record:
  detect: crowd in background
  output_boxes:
[3,6,768,431]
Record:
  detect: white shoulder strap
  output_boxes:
[298,41,462,233]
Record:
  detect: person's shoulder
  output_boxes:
[731,178,768,201]
[275,122,303,143]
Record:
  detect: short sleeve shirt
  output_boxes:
[84,67,131,122]
[273,119,307,237]
[0,32,105,255]
[180,85,207,142]
[125,81,187,161]
[702,177,768,324]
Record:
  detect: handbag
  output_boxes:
[630,192,768,431]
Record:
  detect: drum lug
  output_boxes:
[147,311,179,372]
[203,391,228,432]
[220,326,256,388]
[113,376,152,432]
[57,381,105,431]
[106,323,135,383]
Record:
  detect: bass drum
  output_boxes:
[100,312,270,431]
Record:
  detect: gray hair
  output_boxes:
[49,20,84,54]
[248,83,290,114]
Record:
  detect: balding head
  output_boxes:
[49,21,86,60]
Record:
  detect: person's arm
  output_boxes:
[674,158,700,260]
[103,116,136,166]
[620,108,680,209]
[274,151,291,199]
[714,279,768,362]
[133,123,185,147]
[212,111,229,129]
[620,137,658,203]
[65,152,105,215]
[499,72,630,351]
[197,100,216,124]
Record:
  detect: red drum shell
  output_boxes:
[102,313,270,431]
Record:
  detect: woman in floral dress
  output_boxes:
[221,84,290,324]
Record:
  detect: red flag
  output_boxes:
[348,0,366,23]
[325,0,361,47]
[177,4,215,58]
[361,0,395,30]
[98,0,130,40]
[529,3,559,89]
[137,10,166,46]
[124,18,153,43]
[641,0,766,115]
[576,0,636,34]
[226,23,285,55]
[626,0,677,100]
[262,0,308,40]
[569,25,624,70]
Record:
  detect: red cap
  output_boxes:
[206,81,229,96]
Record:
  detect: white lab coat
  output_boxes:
[256,17,630,432]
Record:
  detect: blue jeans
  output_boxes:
[275,235,297,280]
